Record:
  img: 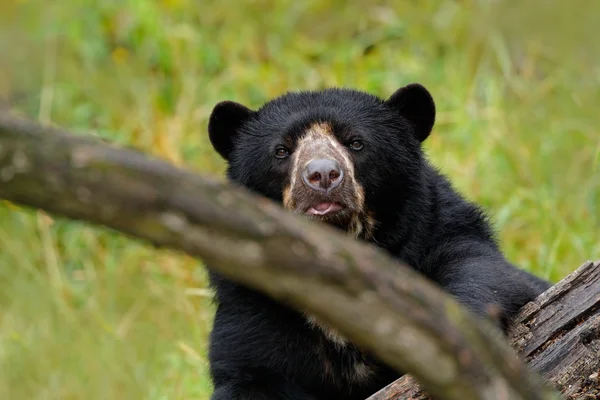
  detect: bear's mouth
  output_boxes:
[302,201,352,231]
[305,202,345,216]
[287,193,371,237]
[284,186,356,230]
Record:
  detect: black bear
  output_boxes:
[205,83,551,400]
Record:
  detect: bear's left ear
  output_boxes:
[208,100,256,160]
[385,83,436,142]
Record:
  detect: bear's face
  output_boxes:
[208,83,436,240]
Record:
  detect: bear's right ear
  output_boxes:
[208,101,255,160]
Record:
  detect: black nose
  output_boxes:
[302,158,344,192]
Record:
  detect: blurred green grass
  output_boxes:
[0,0,599,399]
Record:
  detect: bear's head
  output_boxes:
[207,83,435,241]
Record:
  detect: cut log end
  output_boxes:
[366,260,600,400]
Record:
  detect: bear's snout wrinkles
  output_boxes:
[302,158,344,192]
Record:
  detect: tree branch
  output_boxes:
[0,111,560,400]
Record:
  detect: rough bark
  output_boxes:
[366,260,600,400]
[511,260,600,399]
[366,375,429,400]
[0,111,560,400]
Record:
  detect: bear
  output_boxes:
[205,83,551,400]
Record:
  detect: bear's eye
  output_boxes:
[348,140,364,151]
[275,147,290,159]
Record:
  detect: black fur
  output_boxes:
[206,84,551,400]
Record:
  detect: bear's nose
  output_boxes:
[303,158,344,192]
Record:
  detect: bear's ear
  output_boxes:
[385,83,436,142]
[208,101,255,160]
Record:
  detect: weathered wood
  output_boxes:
[0,111,561,400]
[510,260,600,399]
[366,375,428,400]
[366,260,600,400]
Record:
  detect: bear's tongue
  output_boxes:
[307,202,343,216]
[314,202,332,211]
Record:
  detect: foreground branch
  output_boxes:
[0,111,559,400]
[367,260,600,399]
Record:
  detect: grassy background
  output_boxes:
[1,0,599,399]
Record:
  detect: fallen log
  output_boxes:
[367,260,600,400]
